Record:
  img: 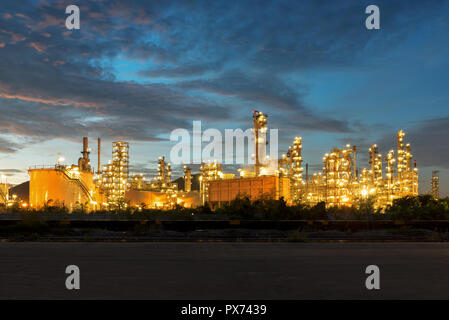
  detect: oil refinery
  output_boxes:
[1,110,421,212]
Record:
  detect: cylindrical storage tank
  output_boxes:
[29,168,94,211]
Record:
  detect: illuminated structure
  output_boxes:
[0,182,9,205]
[205,110,292,206]
[202,111,420,210]
[397,131,418,198]
[97,137,101,175]
[304,131,418,208]
[0,173,9,205]
[130,173,145,190]
[123,155,191,209]
[322,145,357,206]
[28,137,199,211]
[208,176,290,208]
[306,173,326,204]
[184,166,192,193]
[25,109,421,212]
[152,156,178,192]
[99,141,130,207]
[158,156,166,183]
[432,170,439,199]
[290,137,304,198]
[29,137,96,211]
[113,141,129,198]
[253,110,268,176]
[78,137,91,171]
[200,161,223,204]
[278,137,304,202]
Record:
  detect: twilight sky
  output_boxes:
[0,0,448,196]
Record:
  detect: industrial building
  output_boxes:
[16,108,420,212]
[26,137,200,211]
[29,137,97,211]
[0,183,9,206]
[303,132,419,208]
[202,111,292,207]
[123,156,200,209]
[208,176,290,208]
[198,110,419,209]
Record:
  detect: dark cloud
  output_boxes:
[1,0,419,146]
[0,169,23,173]
[0,168,24,177]
[0,0,447,185]
[0,137,20,153]
[0,0,234,145]
[377,117,449,169]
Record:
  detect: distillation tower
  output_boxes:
[253,110,268,176]
[303,130,418,208]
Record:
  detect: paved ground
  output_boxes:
[1,242,449,299]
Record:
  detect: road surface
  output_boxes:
[1,242,448,299]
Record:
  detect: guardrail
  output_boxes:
[28,165,94,173]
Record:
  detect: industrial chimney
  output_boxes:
[78,137,91,171]
[82,137,89,160]
[97,137,101,174]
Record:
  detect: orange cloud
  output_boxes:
[0,30,26,44]
[29,42,46,53]
[0,93,100,109]
[37,14,62,28]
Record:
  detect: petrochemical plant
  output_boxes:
[0,110,424,212]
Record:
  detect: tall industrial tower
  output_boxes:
[432,170,439,199]
[323,144,357,206]
[111,141,129,204]
[158,156,166,183]
[282,136,304,201]
[252,110,268,176]
[199,161,223,204]
[78,137,91,171]
[184,166,192,193]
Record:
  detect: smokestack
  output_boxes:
[82,137,89,159]
[79,137,90,171]
[97,137,101,174]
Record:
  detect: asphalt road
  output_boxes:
[1,242,449,299]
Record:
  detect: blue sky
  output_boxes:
[0,0,448,195]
